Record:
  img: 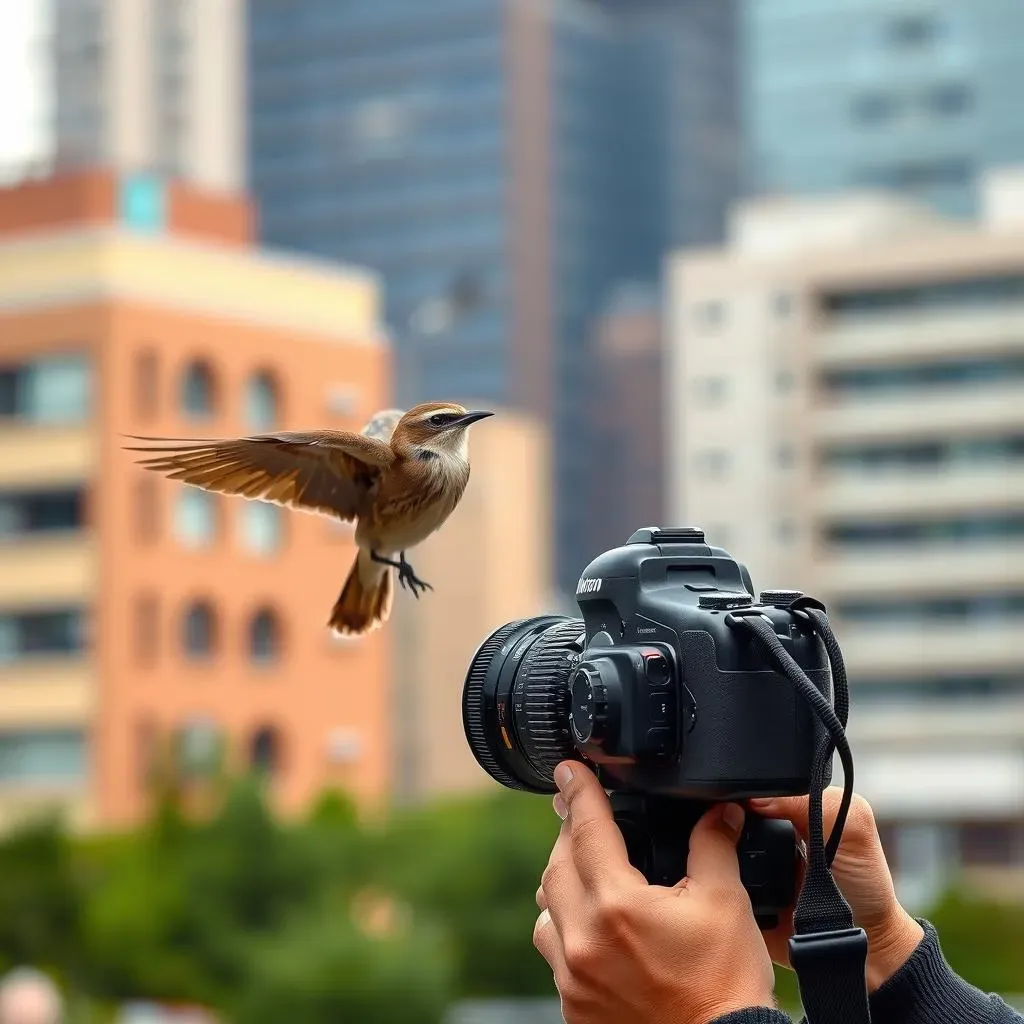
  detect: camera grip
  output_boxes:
[609,792,798,930]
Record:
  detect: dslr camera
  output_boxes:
[462,527,835,929]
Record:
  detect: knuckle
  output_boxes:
[562,936,598,978]
[541,861,564,894]
[569,813,604,849]
[591,892,633,936]
[847,793,876,835]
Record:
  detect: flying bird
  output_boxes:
[123,402,494,636]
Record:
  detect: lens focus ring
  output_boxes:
[513,619,584,780]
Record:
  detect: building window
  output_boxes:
[0,354,91,423]
[776,444,796,468]
[0,487,83,539]
[927,83,972,117]
[692,301,725,332]
[0,729,86,783]
[249,607,281,665]
[174,716,223,780]
[693,450,730,478]
[244,370,279,430]
[776,370,796,393]
[174,488,217,548]
[180,360,216,419]
[0,608,85,662]
[134,349,158,420]
[773,293,794,318]
[959,822,1024,867]
[181,601,217,660]
[888,15,938,47]
[250,725,281,775]
[135,593,159,665]
[137,716,159,786]
[693,377,729,405]
[777,520,797,543]
[135,477,159,543]
[239,501,282,555]
[852,93,896,125]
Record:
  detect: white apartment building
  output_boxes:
[666,168,1024,908]
[1,0,244,192]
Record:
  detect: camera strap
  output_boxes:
[731,603,871,1024]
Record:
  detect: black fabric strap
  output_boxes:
[730,604,871,1024]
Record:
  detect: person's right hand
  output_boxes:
[747,787,925,992]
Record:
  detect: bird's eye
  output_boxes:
[429,413,452,426]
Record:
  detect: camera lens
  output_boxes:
[462,615,585,793]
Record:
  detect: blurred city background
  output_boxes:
[0,0,1021,1020]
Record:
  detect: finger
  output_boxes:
[536,884,547,911]
[553,761,643,893]
[683,802,745,887]
[747,786,846,840]
[533,908,567,979]
[539,819,585,932]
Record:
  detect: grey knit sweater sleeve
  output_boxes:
[710,918,1023,1024]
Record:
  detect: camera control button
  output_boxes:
[758,589,804,608]
[643,653,671,686]
[698,591,754,611]
[649,692,672,724]
[645,727,673,755]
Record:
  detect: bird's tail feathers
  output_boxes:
[329,550,393,636]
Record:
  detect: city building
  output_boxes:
[667,168,1024,906]
[390,407,552,802]
[1,0,244,192]
[247,0,739,596]
[583,282,666,560]
[0,168,390,831]
[744,0,1024,219]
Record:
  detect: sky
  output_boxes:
[0,0,54,182]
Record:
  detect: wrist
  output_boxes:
[865,904,924,992]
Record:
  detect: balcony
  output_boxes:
[815,307,1024,369]
[847,696,1024,745]
[0,423,96,487]
[836,621,1024,677]
[0,533,96,604]
[0,658,94,727]
[812,383,1024,444]
[812,467,1024,519]
[816,542,1024,597]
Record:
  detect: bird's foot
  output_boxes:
[397,554,433,598]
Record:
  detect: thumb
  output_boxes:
[683,802,745,887]
[747,794,810,835]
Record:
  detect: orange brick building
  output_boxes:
[0,170,391,829]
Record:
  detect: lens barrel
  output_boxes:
[462,615,585,793]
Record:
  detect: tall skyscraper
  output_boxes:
[744,0,1024,218]
[0,0,245,192]
[666,170,1024,905]
[0,168,390,830]
[248,0,739,594]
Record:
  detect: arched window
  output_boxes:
[180,360,216,418]
[182,600,217,659]
[248,607,281,665]
[250,725,281,775]
[244,370,279,430]
[239,501,282,555]
[174,488,217,548]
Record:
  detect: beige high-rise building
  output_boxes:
[389,409,554,802]
[667,167,1024,907]
[1,0,244,193]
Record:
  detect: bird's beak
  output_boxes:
[454,410,494,427]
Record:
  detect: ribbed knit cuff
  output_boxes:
[710,1009,792,1024]
[869,918,1021,1024]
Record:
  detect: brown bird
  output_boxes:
[122,401,494,635]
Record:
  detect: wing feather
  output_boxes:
[122,430,395,520]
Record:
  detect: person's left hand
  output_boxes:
[533,761,779,1024]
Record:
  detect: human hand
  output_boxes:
[533,761,778,1024]
[748,787,924,992]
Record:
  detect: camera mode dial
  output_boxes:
[570,667,609,745]
[698,591,754,611]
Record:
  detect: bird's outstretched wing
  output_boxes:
[123,430,396,521]
[360,408,405,444]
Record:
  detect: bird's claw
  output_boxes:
[397,560,433,598]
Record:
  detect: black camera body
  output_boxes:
[462,527,834,928]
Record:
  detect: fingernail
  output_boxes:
[553,794,568,820]
[722,803,744,832]
[748,798,772,808]
[554,763,574,792]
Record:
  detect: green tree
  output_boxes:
[232,909,455,1024]
[379,787,560,999]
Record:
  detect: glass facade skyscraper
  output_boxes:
[249,0,739,593]
[744,0,1024,218]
